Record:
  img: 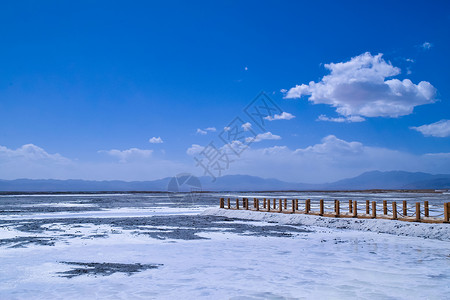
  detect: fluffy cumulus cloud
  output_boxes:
[410,120,450,137]
[265,112,296,121]
[241,122,252,131]
[149,137,164,144]
[284,52,436,120]
[98,148,153,163]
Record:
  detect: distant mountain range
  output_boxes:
[1,171,450,192]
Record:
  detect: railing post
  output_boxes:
[305,199,310,214]
[220,198,224,208]
[352,200,357,217]
[424,201,429,217]
[263,198,266,209]
[366,200,370,215]
[245,198,249,210]
[236,198,239,209]
[392,202,397,220]
[227,198,230,209]
[403,200,407,216]
[335,200,340,217]
[444,203,449,222]
[319,199,324,216]
[292,199,295,213]
[349,200,353,214]
[256,199,259,211]
[267,199,271,212]
[372,201,376,218]
[415,202,420,222]
[273,198,276,210]
[284,199,287,210]
[278,199,282,212]
[295,199,298,211]
[383,200,387,215]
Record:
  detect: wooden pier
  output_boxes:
[219,198,450,224]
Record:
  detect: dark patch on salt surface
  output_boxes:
[58,262,162,278]
[0,236,55,248]
[1,215,312,246]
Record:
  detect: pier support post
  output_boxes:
[263,198,266,209]
[284,199,287,210]
[220,198,224,208]
[352,200,357,217]
[273,198,276,210]
[372,201,376,218]
[349,200,353,214]
[236,198,239,210]
[319,199,324,216]
[305,199,310,214]
[295,199,299,211]
[256,199,259,211]
[366,200,370,215]
[424,201,429,217]
[383,200,387,215]
[403,201,407,216]
[292,199,295,213]
[278,199,282,212]
[227,198,230,209]
[392,202,397,220]
[415,202,420,222]
[267,199,271,212]
[444,203,449,222]
[335,200,340,217]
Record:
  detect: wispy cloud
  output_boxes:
[241,122,252,131]
[149,137,164,144]
[246,132,281,143]
[410,120,450,137]
[421,42,433,50]
[283,52,436,120]
[265,112,295,121]
[317,114,365,123]
[98,148,153,163]
[196,127,216,135]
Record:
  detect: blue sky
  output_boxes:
[0,1,449,183]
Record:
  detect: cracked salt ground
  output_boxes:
[0,192,449,299]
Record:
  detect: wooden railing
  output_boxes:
[219,197,450,224]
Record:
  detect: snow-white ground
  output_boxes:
[0,193,449,299]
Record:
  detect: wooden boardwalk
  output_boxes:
[219,198,450,224]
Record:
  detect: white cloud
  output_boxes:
[196,129,207,135]
[196,127,216,135]
[410,120,450,137]
[280,88,287,93]
[284,52,436,119]
[246,132,281,143]
[0,144,70,163]
[422,42,432,50]
[317,114,365,123]
[223,126,231,132]
[265,112,296,121]
[244,66,248,71]
[149,137,164,144]
[241,122,252,131]
[186,144,204,155]
[99,148,153,163]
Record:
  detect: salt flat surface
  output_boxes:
[0,192,449,299]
